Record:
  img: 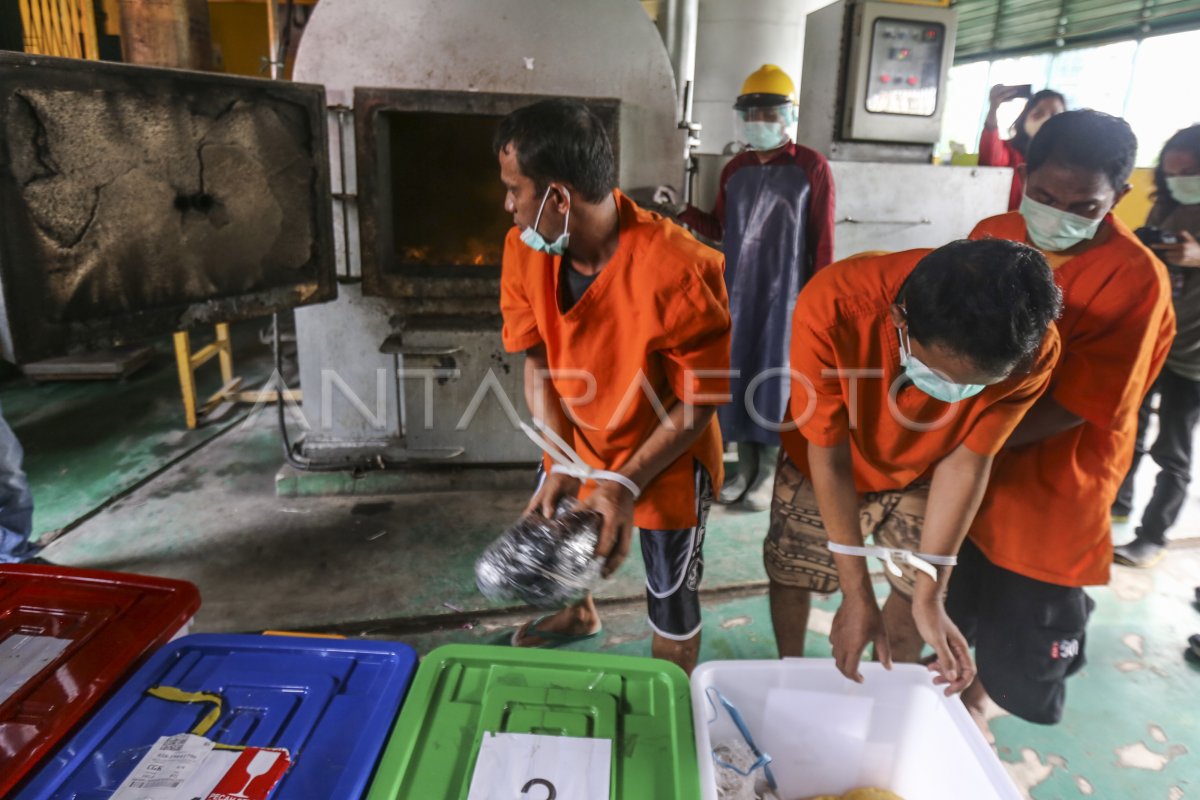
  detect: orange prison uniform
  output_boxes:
[500,189,731,529]
[968,212,1176,586]
[779,250,1061,490]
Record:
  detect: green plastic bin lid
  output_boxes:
[366,643,700,799]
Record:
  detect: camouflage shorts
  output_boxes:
[763,452,929,596]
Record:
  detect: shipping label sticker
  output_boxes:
[206,747,291,800]
[110,733,216,800]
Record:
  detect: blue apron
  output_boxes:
[718,162,813,445]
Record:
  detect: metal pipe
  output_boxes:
[265,0,281,79]
[655,0,698,121]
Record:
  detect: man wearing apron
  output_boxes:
[668,65,836,511]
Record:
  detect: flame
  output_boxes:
[399,243,500,266]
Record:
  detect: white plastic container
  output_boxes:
[691,659,1021,800]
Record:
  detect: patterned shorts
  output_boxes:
[763,452,929,597]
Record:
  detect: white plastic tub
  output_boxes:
[691,659,1020,800]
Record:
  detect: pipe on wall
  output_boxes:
[655,0,699,121]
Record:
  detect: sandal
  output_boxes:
[511,613,602,648]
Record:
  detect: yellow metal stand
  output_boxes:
[19,0,100,59]
[173,323,301,429]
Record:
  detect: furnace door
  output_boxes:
[0,52,337,363]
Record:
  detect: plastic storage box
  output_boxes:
[0,564,200,797]
[365,643,700,799]
[692,659,1021,800]
[14,633,419,799]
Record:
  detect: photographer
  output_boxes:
[1114,124,1200,568]
[979,85,1066,210]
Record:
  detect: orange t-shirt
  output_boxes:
[968,212,1176,587]
[779,250,1061,491]
[500,189,731,529]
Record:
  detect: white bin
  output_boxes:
[691,659,1020,800]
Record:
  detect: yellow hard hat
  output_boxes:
[735,64,796,108]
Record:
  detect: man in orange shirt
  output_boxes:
[949,110,1175,725]
[495,99,731,674]
[766,240,1062,691]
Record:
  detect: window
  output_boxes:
[939,28,1200,167]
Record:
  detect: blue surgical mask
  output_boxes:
[1019,193,1104,252]
[898,325,985,403]
[742,121,789,151]
[520,186,571,255]
[1166,175,1200,206]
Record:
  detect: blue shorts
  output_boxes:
[641,463,712,640]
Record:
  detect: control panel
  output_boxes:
[865,19,945,116]
[839,0,957,144]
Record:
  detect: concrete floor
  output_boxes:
[5,335,1200,800]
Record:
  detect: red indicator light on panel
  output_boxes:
[880,74,891,83]
[906,76,918,86]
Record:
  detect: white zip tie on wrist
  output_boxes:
[827,542,956,581]
[520,418,642,499]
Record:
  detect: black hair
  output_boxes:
[905,239,1062,377]
[1025,109,1138,191]
[1153,124,1200,208]
[1008,89,1065,156]
[493,98,616,203]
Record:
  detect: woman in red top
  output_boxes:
[979,85,1066,210]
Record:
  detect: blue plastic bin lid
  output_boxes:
[14,633,418,800]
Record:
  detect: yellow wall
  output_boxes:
[1115,167,1156,230]
[208,2,270,77]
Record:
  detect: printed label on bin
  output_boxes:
[206,747,291,800]
[111,735,290,800]
[466,732,611,800]
[0,634,71,704]
[110,734,216,799]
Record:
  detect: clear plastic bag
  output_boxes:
[475,498,604,608]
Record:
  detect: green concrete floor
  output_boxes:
[4,324,278,542]
[4,342,1199,799]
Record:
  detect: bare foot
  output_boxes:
[512,599,602,647]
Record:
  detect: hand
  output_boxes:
[525,471,582,519]
[653,184,679,205]
[988,83,1025,109]
[579,481,637,578]
[653,184,687,217]
[830,591,892,683]
[1153,231,1200,268]
[912,590,976,695]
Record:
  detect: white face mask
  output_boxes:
[1019,193,1104,252]
[742,121,789,151]
[897,325,985,403]
[1166,175,1200,206]
[734,104,795,151]
[520,186,571,255]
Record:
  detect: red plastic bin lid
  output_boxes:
[0,564,200,796]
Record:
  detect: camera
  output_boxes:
[1135,226,1180,247]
